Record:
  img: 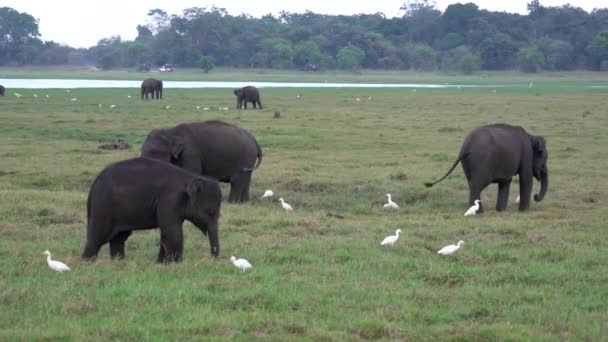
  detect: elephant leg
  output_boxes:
[228,173,246,203]
[157,226,183,263]
[243,101,248,109]
[238,172,253,202]
[518,174,533,211]
[109,231,132,259]
[253,101,258,109]
[82,217,112,260]
[468,176,490,214]
[496,178,512,212]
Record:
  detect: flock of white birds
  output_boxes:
[42,189,484,273]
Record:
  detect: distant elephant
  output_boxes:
[141,120,263,203]
[82,157,222,263]
[0,85,4,96]
[233,86,262,109]
[141,78,163,100]
[424,124,548,212]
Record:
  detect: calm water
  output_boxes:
[0,78,510,89]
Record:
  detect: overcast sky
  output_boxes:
[3,0,606,48]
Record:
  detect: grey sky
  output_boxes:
[3,0,606,48]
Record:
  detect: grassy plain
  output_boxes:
[0,72,607,340]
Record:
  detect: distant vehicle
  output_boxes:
[159,64,174,72]
[301,63,319,72]
[137,63,151,72]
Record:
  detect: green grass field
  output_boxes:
[0,72,607,340]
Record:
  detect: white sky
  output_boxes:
[2,0,606,48]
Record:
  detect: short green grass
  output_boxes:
[0,75,607,340]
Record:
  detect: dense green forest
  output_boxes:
[1,0,608,73]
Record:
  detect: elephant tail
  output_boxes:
[243,139,263,172]
[424,155,463,188]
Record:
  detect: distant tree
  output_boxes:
[409,44,438,71]
[0,7,41,65]
[479,33,519,69]
[518,46,546,72]
[293,40,322,67]
[538,38,575,70]
[336,44,365,70]
[527,0,545,17]
[200,55,215,73]
[401,0,441,43]
[586,31,608,70]
[434,32,464,51]
[135,25,153,42]
[67,50,86,65]
[441,46,480,74]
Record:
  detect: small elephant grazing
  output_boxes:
[0,84,5,96]
[233,86,262,109]
[141,120,262,203]
[82,157,222,263]
[425,123,548,212]
[141,78,163,100]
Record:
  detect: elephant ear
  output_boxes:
[186,178,204,198]
[532,136,546,152]
[170,136,185,159]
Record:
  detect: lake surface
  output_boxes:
[0,78,511,89]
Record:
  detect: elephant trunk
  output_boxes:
[534,167,548,202]
[207,223,220,257]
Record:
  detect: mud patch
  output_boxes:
[98,138,130,150]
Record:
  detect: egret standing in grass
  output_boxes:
[260,190,273,199]
[231,256,252,272]
[437,241,464,255]
[42,251,71,272]
[464,200,480,216]
[383,193,399,209]
[279,198,293,211]
[380,229,401,246]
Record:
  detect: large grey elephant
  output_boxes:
[0,84,4,96]
[233,86,262,109]
[82,157,222,263]
[424,124,548,212]
[141,78,163,100]
[141,120,262,203]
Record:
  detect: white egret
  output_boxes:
[109,104,116,108]
[42,251,71,272]
[260,190,273,199]
[45,94,50,98]
[383,193,399,209]
[196,106,200,109]
[356,97,361,101]
[529,82,533,88]
[515,195,520,203]
[203,107,209,111]
[33,94,38,98]
[98,104,103,108]
[127,95,132,98]
[70,98,77,101]
[231,256,252,272]
[437,240,464,256]
[14,93,22,98]
[464,200,480,216]
[279,198,293,211]
[380,229,401,246]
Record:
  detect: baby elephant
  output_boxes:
[82,157,222,263]
[233,86,262,109]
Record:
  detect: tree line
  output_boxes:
[1,1,608,73]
